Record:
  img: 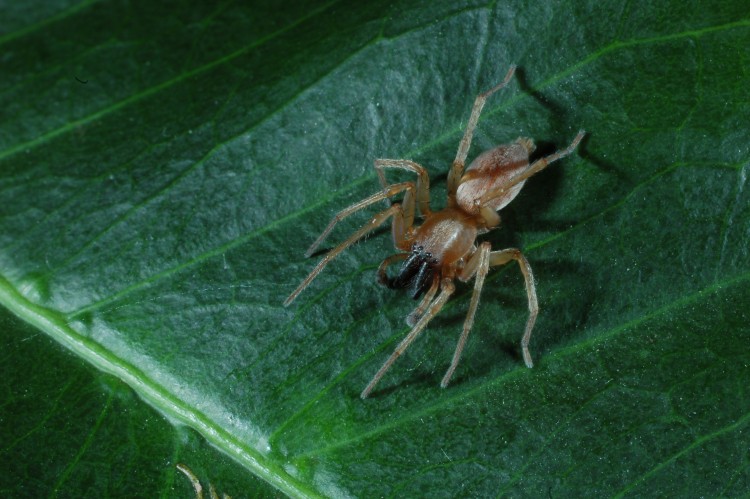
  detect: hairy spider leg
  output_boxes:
[441,241,493,387]
[304,181,415,258]
[285,183,416,306]
[360,278,456,399]
[489,248,538,368]
[375,159,432,217]
[480,130,586,208]
[406,275,439,327]
[175,464,203,498]
[447,64,517,198]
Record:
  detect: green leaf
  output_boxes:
[0,306,281,497]
[2,0,749,496]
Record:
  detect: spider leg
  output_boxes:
[480,130,585,208]
[406,274,439,327]
[361,278,455,399]
[447,65,517,198]
[442,242,492,388]
[375,159,432,217]
[305,181,414,258]
[489,248,538,368]
[285,201,408,306]
[175,464,203,498]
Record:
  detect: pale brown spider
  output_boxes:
[285,65,585,398]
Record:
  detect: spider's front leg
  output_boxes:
[361,278,456,399]
[442,244,540,388]
[375,159,432,217]
[441,242,493,388]
[285,181,417,306]
[406,275,439,327]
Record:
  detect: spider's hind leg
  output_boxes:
[447,65,517,198]
[479,130,585,208]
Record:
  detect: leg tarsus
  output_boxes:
[480,130,585,208]
[361,278,455,399]
[447,65,517,197]
[489,248,538,368]
[285,203,403,306]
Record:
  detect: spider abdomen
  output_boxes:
[414,208,477,266]
[456,139,534,214]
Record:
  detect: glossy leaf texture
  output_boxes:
[0,307,281,497]
[1,0,749,497]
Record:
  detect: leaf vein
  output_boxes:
[292,270,750,459]
[0,0,343,163]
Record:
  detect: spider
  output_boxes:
[285,65,585,399]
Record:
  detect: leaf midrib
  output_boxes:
[0,274,323,499]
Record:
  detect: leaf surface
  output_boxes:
[1,0,749,496]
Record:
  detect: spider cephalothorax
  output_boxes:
[285,65,584,398]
